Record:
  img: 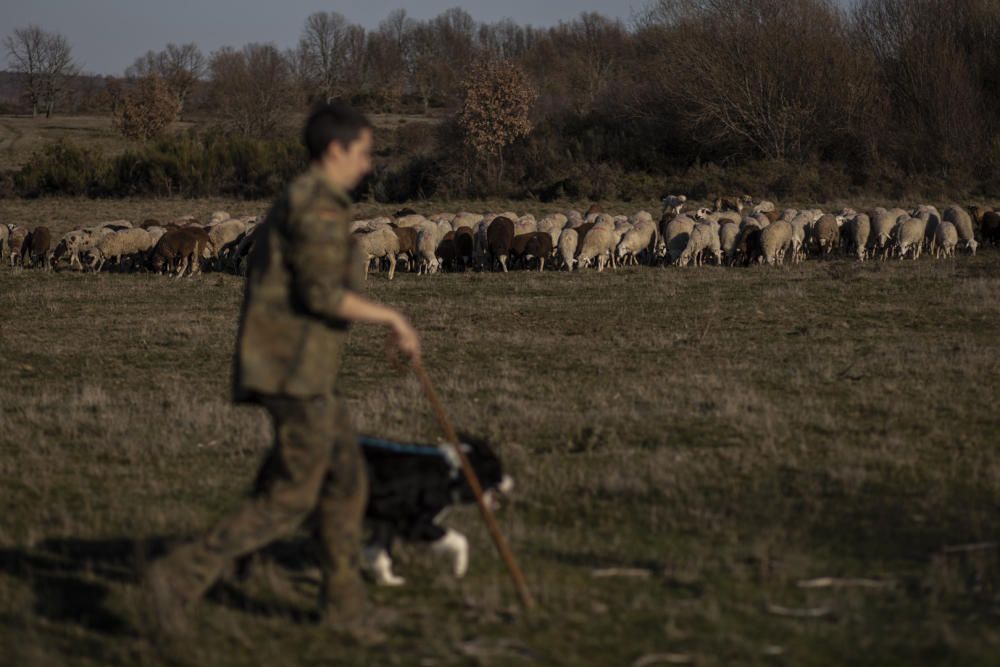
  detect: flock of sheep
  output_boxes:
[2,195,998,278]
[1,212,254,276]
[351,196,997,276]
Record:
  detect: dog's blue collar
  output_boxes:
[359,435,447,457]
[358,436,465,482]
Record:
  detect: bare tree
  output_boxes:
[458,59,537,189]
[296,11,353,102]
[126,43,205,112]
[635,0,876,161]
[4,25,79,117]
[209,43,293,138]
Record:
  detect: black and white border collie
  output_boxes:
[358,434,512,586]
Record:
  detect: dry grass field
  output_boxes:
[2,193,999,665]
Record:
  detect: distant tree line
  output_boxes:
[3,0,1000,201]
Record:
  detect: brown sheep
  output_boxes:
[735,226,762,266]
[520,232,554,271]
[148,228,212,277]
[435,231,457,271]
[487,216,515,272]
[981,210,1000,246]
[22,226,52,269]
[392,226,419,271]
[453,226,475,271]
[585,203,603,216]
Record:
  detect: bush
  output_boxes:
[12,134,305,198]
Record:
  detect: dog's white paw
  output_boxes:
[432,529,469,578]
[363,547,406,586]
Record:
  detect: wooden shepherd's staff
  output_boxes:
[410,358,535,610]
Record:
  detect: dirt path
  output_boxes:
[0,121,24,158]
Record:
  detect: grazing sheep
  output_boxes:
[812,215,840,257]
[148,229,204,277]
[209,211,231,224]
[933,221,959,258]
[453,226,475,271]
[558,228,578,270]
[88,228,154,272]
[576,226,616,271]
[663,217,696,265]
[616,223,656,266]
[415,225,442,275]
[487,216,516,273]
[436,231,458,271]
[759,220,793,265]
[980,211,1000,246]
[518,232,553,271]
[679,222,722,266]
[894,217,927,260]
[355,227,401,280]
[869,210,899,260]
[207,219,247,266]
[913,205,941,249]
[536,215,566,250]
[396,214,429,229]
[51,230,87,269]
[847,214,871,261]
[719,222,740,265]
[391,226,419,271]
[22,226,53,269]
[734,225,763,266]
[943,205,978,255]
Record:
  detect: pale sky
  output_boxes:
[0,1,651,76]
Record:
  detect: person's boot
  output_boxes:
[320,574,394,646]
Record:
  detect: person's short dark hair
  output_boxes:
[303,102,373,162]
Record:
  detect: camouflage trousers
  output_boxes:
[147,394,368,613]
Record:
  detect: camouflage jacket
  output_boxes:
[232,163,364,402]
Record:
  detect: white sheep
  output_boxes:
[894,217,927,260]
[558,228,578,270]
[538,215,568,251]
[663,216,696,264]
[616,222,657,266]
[415,225,441,275]
[209,211,231,224]
[88,228,154,272]
[719,221,740,265]
[847,214,871,261]
[208,219,247,262]
[759,220,793,265]
[869,211,899,260]
[356,227,402,280]
[943,205,978,255]
[576,226,616,271]
[679,222,722,266]
[933,221,958,258]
